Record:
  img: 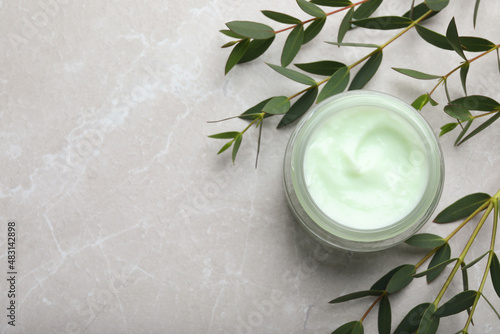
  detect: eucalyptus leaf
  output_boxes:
[444,104,473,121]
[490,252,500,299]
[225,39,250,74]
[338,7,354,44]
[427,243,452,282]
[473,0,481,28]
[413,258,457,278]
[429,95,439,106]
[446,17,467,61]
[232,134,242,165]
[378,295,391,334]
[439,122,458,137]
[394,303,431,334]
[267,63,317,85]
[349,49,382,90]
[424,0,449,11]
[282,24,304,67]
[226,21,275,40]
[461,36,496,52]
[435,290,478,317]
[418,303,440,334]
[239,36,275,63]
[262,96,291,115]
[311,0,352,6]
[304,17,326,44]
[208,131,240,139]
[217,141,233,155]
[405,233,446,248]
[451,95,500,112]
[415,25,453,50]
[403,2,437,21]
[458,111,500,145]
[412,94,430,111]
[329,290,385,304]
[261,10,302,24]
[460,61,469,95]
[462,251,490,270]
[392,67,441,80]
[326,41,380,48]
[295,60,346,76]
[370,265,406,291]
[239,98,272,120]
[386,265,416,294]
[434,192,491,223]
[332,321,361,334]
[297,0,327,18]
[454,119,472,146]
[353,0,382,19]
[352,16,413,30]
[220,29,246,39]
[278,87,318,128]
[317,66,350,103]
[221,40,239,48]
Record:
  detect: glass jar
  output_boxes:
[283,91,444,252]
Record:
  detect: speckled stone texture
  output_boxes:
[1,1,500,333]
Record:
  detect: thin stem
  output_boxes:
[432,202,494,307]
[274,0,370,34]
[360,293,384,322]
[473,109,500,119]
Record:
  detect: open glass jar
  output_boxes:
[283,91,444,252]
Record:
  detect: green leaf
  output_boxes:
[497,49,500,74]
[238,36,275,64]
[461,36,495,52]
[295,60,346,76]
[434,192,491,223]
[425,0,449,11]
[490,253,500,298]
[303,17,326,44]
[436,290,478,317]
[415,25,453,50]
[439,122,458,137]
[311,0,353,6]
[458,111,500,145]
[226,21,275,40]
[446,17,467,60]
[225,39,250,74]
[297,0,326,18]
[405,233,446,248]
[239,98,272,120]
[208,131,240,139]
[454,119,472,146]
[332,321,362,334]
[429,95,439,106]
[353,0,382,19]
[220,29,246,39]
[427,243,452,282]
[394,303,431,334]
[352,16,413,30]
[349,50,382,90]
[338,7,354,44]
[329,290,385,304]
[262,96,291,115]
[317,66,350,103]
[460,61,469,95]
[386,265,416,294]
[278,87,318,128]
[413,258,457,278]
[221,40,239,48]
[378,295,391,334]
[267,63,317,85]
[444,104,473,121]
[371,265,407,291]
[451,95,500,111]
[282,24,304,67]
[403,2,437,21]
[217,141,233,155]
[392,67,442,80]
[462,251,490,270]
[412,94,430,111]
[261,10,302,24]
[232,134,242,165]
[352,322,363,334]
[418,304,440,334]
[326,41,380,48]
[473,0,481,28]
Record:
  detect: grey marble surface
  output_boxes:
[1,1,500,333]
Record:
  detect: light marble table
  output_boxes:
[1,1,500,333]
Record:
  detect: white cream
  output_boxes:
[303,105,429,230]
